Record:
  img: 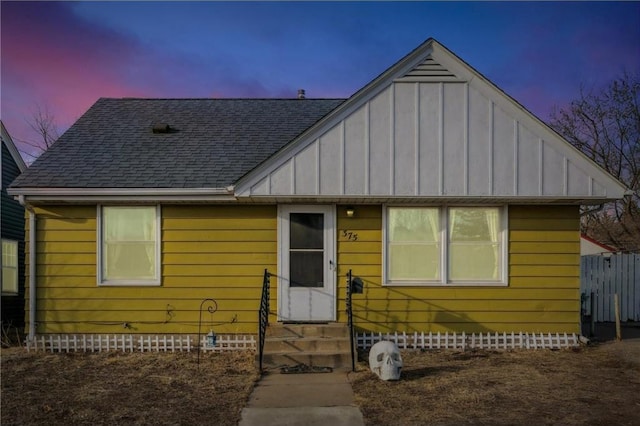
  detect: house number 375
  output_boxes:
[342,230,358,241]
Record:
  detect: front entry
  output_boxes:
[277,205,336,322]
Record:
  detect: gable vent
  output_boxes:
[395,56,460,82]
[152,123,171,134]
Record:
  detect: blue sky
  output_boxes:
[2,1,639,159]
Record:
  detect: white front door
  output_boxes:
[278,205,336,322]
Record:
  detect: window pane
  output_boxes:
[290,251,323,287]
[104,207,156,242]
[102,207,157,282]
[2,240,18,293]
[104,243,156,280]
[388,208,439,242]
[3,240,17,267]
[449,208,501,281]
[388,243,440,280]
[290,213,323,249]
[449,208,499,242]
[387,208,440,281]
[2,268,18,293]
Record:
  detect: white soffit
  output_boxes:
[235,40,627,202]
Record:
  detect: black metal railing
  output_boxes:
[346,269,364,372]
[346,269,355,372]
[258,269,271,372]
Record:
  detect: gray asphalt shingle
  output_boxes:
[10,98,345,189]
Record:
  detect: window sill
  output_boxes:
[1,291,20,296]
[98,281,161,287]
[383,281,508,287]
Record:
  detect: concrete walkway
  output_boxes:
[238,370,365,426]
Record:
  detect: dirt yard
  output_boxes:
[350,340,640,426]
[1,349,259,426]
[2,341,639,425]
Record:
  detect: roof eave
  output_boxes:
[233,194,624,205]
[8,187,237,204]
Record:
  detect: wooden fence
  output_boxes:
[581,253,640,322]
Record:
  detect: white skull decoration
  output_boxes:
[368,340,403,381]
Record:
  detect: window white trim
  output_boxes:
[383,205,508,287]
[1,239,19,295]
[97,205,161,286]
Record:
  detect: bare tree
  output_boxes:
[19,103,60,160]
[550,72,640,251]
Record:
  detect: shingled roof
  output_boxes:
[10,98,345,189]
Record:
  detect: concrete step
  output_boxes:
[266,323,350,339]
[261,351,352,370]
[259,323,354,371]
[263,336,352,353]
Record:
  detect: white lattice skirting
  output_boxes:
[357,331,580,350]
[25,331,580,353]
[26,334,255,353]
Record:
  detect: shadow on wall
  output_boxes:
[352,279,493,334]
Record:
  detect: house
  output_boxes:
[580,234,616,256]
[8,38,628,352]
[1,121,27,334]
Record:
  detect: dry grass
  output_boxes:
[2,342,639,426]
[1,348,259,426]
[350,341,640,426]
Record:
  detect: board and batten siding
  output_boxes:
[241,81,615,200]
[26,205,277,334]
[337,204,581,334]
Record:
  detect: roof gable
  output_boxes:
[1,121,27,173]
[235,39,627,203]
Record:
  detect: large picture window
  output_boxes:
[385,206,505,285]
[2,239,19,294]
[99,206,160,285]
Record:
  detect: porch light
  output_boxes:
[346,207,355,218]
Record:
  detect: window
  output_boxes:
[385,206,505,285]
[99,206,160,285]
[388,208,441,281]
[2,240,18,294]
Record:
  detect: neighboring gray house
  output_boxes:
[1,121,27,333]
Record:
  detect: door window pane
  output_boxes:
[289,213,324,288]
[290,213,323,249]
[290,252,324,287]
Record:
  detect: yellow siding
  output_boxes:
[27,205,277,334]
[337,204,580,334]
[27,203,580,336]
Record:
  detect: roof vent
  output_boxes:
[297,89,306,99]
[152,123,171,134]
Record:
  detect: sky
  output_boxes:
[1,1,639,160]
